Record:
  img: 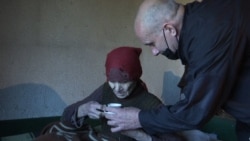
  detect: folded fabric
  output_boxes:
[34,121,117,141]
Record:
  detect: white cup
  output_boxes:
[107,103,122,108]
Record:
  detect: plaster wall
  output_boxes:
[0,0,192,120]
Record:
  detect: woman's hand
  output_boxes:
[77,101,104,119]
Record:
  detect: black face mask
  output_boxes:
[162,47,179,60]
[162,29,179,60]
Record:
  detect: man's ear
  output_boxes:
[164,24,177,36]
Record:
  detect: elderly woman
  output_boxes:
[35,46,184,141]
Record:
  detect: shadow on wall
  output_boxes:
[0,83,66,120]
[161,71,181,105]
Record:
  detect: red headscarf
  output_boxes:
[105,46,142,82]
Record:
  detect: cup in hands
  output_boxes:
[104,103,122,115]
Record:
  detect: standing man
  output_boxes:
[105,0,250,141]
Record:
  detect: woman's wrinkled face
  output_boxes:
[108,81,136,99]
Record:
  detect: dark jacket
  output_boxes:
[139,0,250,134]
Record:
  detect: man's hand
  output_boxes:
[104,107,142,132]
